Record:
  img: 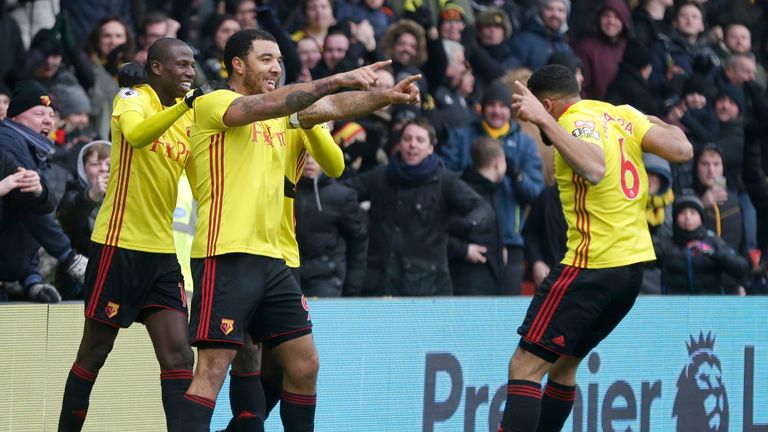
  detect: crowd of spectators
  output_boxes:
[1,0,767,302]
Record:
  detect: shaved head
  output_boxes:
[146,38,192,76]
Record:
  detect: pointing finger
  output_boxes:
[398,74,422,88]
[513,80,532,96]
[368,60,393,71]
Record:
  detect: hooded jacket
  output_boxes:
[56,140,111,256]
[509,13,574,71]
[295,174,368,297]
[573,0,632,100]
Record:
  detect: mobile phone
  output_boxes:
[713,176,727,188]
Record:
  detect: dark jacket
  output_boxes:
[522,184,567,268]
[343,158,492,296]
[0,120,73,286]
[572,0,632,101]
[295,175,368,297]
[0,147,54,228]
[654,226,750,294]
[649,30,720,98]
[442,120,544,247]
[447,169,507,295]
[605,63,663,116]
[631,6,671,48]
[509,15,575,71]
[425,83,475,144]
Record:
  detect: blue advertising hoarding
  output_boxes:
[211,297,768,432]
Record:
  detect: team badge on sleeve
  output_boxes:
[118,88,140,98]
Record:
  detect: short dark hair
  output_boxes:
[401,117,437,146]
[471,137,504,169]
[527,64,579,99]
[145,38,191,76]
[224,29,278,77]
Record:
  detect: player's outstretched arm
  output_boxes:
[223,61,393,127]
[641,116,694,163]
[119,99,190,149]
[304,123,345,178]
[511,81,605,184]
[294,74,421,128]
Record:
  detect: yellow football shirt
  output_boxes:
[280,130,309,268]
[189,89,290,259]
[91,85,193,253]
[555,100,656,268]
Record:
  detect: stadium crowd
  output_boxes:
[0,0,767,301]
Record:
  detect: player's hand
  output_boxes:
[466,244,488,264]
[185,80,229,108]
[532,260,550,287]
[117,62,147,88]
[511,81,550,127]
[334,60,390,90]
[384,74,422,105]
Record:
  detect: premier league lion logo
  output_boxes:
[673,332,729,431]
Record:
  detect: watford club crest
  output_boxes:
[220,319,235,336]
[105,301,120,318]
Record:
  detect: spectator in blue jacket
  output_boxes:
[509,0,574,71]
[0,81,87,303]
[441,80,543,293]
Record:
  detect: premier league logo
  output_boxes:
[673,332,729,431]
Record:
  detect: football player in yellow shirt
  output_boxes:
[497,65,693,432]
[58,39,214,432]
[182,28,419,431]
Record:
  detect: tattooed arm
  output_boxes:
[223,60,391,127]
[296,74,421,128]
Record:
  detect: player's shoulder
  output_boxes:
[116,87,142,99]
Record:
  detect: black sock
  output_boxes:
[262,378,281,419]
[536,380,576,432]
[160,369,193,432]
[280,390,316,432]
[179,393,215,432]
[58,363,97,432]
[228,371,265,431]
[499,380,542,432]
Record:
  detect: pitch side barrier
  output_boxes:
[1,298,766,431]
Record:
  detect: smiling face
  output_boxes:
[482,100,511,129]
[241,39,283,95]
[599,8,624,39]
[541,0,568,32]
[394,32,418,65]
[399,123,434,166]
[13,105,54,135]
[323,34,349,69]
[153,44,196,98]
[439,19,464,42]
[98,20,128,57]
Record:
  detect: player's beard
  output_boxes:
[241,65,267,96]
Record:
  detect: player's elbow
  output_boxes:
[675,140,694,163]
[585,164,605,185]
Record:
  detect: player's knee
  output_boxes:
[509,348,550,381]
[284,347,319,384]
[159,345,195,371]
[231,344,262,374]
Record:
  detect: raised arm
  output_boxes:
[295,74,421,128]
[223,61,392,127]
[642,115,694,163]
[119,100,190,148]
[303,123,345,178]
[512,81,605,185]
